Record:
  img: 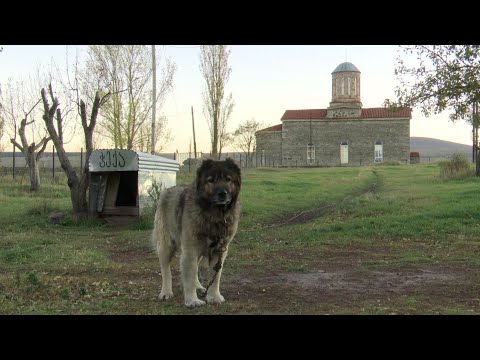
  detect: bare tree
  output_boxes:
[0,91,4,153]
[85,45,175,151]
[230,118,263,167]
[200,45,235,159]
[35,49,113,221]
[0,120,4,153]
[0,79,50,190]
[41,80,110,220]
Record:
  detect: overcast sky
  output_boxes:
[0,45,474,153]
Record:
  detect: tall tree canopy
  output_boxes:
[386,45,480,174]
[86,45,176,152]
[200,45,234,159]
[387,45,480,122]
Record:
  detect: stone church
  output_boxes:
[255,62,412,167]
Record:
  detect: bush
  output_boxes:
[147,177,164,204]
[439,153,474,179]
[378,160,401,166]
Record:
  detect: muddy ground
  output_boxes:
[109,244,480,314]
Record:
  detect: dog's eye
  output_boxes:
[226,176,232,182]
[207,177,214,183]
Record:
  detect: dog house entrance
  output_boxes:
[91,171,139,217]
[89,149,180,220]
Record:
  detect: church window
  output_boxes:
[353,77,356,96]
[307,144,315,164]
[340,142,348,164]
[374,141,383,163]
[348,77,351,96]
[341,78,344,95]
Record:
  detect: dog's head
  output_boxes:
[196,158,241,209]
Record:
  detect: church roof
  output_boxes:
[255,124,283,133]
[280,107,412,120]
[332,62,360,73]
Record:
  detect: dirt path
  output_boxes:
[222,264,480,314]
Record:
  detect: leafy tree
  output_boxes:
[199,45,234,159]
[85,45,175,152]
[385,45,480,174]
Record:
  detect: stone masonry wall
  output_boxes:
[255,131,282,166]
[280,118,410,167]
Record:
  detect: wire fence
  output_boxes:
[0,149,470,185]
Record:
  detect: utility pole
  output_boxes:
[191,106,197,159]
[151,45,156,154]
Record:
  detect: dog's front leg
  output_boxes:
[206,247,229,305]
[181,250,206,308]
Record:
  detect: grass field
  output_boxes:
[1,163,480,314]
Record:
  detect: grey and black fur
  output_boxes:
[151,158,241,307]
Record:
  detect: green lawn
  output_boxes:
[1,163,480,314]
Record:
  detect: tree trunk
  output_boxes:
[476,148,480,177]
[41,86,104,222]
[27,144,41,191]
[69,174,89,221]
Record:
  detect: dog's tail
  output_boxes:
[150,198,162,255]
[150,190,169,255]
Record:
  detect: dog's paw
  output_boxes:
[159,291,174,300]
[185,298,206,308]
[196,285,207,297]
[206,293,225,305]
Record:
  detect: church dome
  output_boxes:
[332,62,360,73]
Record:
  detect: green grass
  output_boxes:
[1,163,480,314]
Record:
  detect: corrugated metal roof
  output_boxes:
[332,62,360,73]
[136,151,180,173]
[89,149,180,173]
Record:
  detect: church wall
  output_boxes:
[280,118,410,167]
[255,131,282,166]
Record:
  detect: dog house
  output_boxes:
[88,149,179,218]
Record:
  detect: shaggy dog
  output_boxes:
[151,158,241,307]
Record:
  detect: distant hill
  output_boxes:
[410,137,472,159]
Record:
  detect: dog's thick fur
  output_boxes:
[151,158,241,307]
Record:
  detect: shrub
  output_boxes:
[439,153,474,179]
[147,177,164,204]
[378,160,401,166]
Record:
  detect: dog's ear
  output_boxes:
[196,159,215,190]
[225,158,241,176]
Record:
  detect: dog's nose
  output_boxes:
[218,189,228,199]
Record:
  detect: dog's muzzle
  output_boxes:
[213,189,232,205]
